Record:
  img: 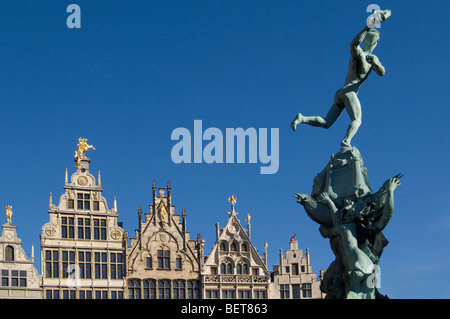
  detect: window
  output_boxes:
[68,199,74,209]
[110,252,123,279]
[77,218,91,239]
[220,262,233,274]
[0,270,25,288]
[241,243,248,252]
[79,290,93,299]
[280,284,290,299]
[238,290,251,299]
[205,290,219,299]
[301,265,305,272]
[93,201,99,211]
[292,263,299,276]
[143,279,156,299]
[77,193,90,210]
[94,252,107,279]
[128,279,141,299]
[61,217,74,239]
[187,280,199,299]
[149,279,157,299]
[146,257,152,269]
[292,284,300,299]
[62,250,75,278]
[1,270,8,286]
[46,289,60,299]
[158,279,171,299]
[176,257,182,269]
[230,243,237,251]
[157,249,170,269]
[252,268,259,276]
[79,251,92,279]
[254,290,266,299]
[62,289,76,299]
[222,290,235,299]
[237,261,249,275]
[94,290,108,299]
[5,246,14,261]
[285,266,290,273]
[94,219,107,240]
[45,250,59,278]
[219,242,227,251]
[302,283,312,298]
[173,280,186,299]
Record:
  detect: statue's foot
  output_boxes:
[291,113,304,131]
[340,139,352,149]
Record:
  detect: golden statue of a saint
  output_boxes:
[5,206,12,223]
[158,202,167,223]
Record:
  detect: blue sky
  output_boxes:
[0,1,449,299]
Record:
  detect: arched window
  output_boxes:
[128,279,141,299]
[173,279,186,299]
[220,259,234,274]
[158,279,171,299]
[142,279,157,299]
[230,242,237,252]
[227,263,233,274]
[219,242,227,251]
[187,280,199,299]
[241,243,248,252]
[243,264,249,274]
[237,261,249,274]
[5,246,14,262]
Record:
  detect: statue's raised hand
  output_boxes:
[383,175,402,192]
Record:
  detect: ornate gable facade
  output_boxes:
[40,140,127,299]
[126,181,202,299]
[201,196,269,299]
[0,207,41,298]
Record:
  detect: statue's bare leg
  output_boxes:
[341,91,362,148]
[291,92,345,131]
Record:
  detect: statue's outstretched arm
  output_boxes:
[294,193,333,226]
[371,176,401,231]
[350,25,370,57]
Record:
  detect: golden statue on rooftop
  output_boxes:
[74,137,95,166]
[5,205,12,223]
[158,201,167,223]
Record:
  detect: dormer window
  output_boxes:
[77,193,90,210]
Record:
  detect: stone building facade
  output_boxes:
[0,138,322,300]
[270,236,323,299]
[201,197,270,299]
[40,156,127,299]
[0,207,41,298]
[126,181,202,299]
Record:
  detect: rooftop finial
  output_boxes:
[98,170,101,187]
[65,167,68,183]
[228,195,237,213]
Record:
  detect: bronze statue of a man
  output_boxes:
[291,10,391,148]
